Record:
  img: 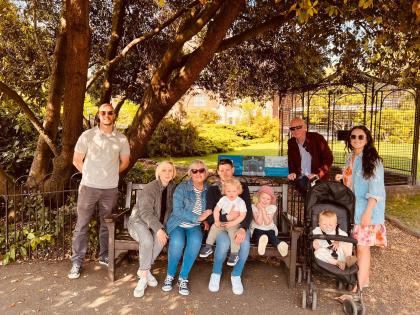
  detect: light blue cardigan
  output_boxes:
[347,152,386,225]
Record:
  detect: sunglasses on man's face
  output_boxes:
[99,110,114,116]
[289,125,303,131]
[191,168,206,174]
[350,134,365,140]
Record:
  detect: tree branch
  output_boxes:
[217,11,293,52]
[33,0,52,75]
[86,0,199,91]
[0,81,59,156]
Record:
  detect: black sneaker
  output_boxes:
[68,264,81,279]
[199,244,214,258]
[226,253,239,266]
[99,257,109,267]
[162,275,174,292]
[178,278,190,296]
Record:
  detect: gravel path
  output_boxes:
[0,223,418,315]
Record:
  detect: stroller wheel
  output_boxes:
[311,290,317,311]
[302,289,307,309]
[342,297,358,315]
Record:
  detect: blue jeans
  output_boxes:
[212,229,251,277]
[167,226,203,280]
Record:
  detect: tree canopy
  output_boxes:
[0,0,418,190]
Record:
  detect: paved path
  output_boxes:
[0,224,418,315]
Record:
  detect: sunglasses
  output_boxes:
[191,168,206,174]
[99,110,114,116]
[289,125,303,131]
[350,134,365,140]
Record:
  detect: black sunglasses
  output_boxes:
[99,110,114,116]
[191,168,206,174]
[350,134,365,140]
[289,125,303,131]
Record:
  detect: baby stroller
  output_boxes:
[299,181,365,315]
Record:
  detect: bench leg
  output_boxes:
[288,228,300,288]
[106,222,116,282]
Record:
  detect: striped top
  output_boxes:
[179,186,203,228]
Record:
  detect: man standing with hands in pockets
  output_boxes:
[68,103,130,279]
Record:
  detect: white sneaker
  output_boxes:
[134,277,148,298]
[231,276,243,295]
[208,273,221,292]
[146,270,158,287]
[258,235,269,255]
[277,241,288,257]
[67,264,81,279]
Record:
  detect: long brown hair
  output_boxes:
[345,125,382,179]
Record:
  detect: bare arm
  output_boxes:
[73,152,85,173]
[226,211,246,227]
[253,206,264,226]
[119,155,130,173]
[262,209,274,225]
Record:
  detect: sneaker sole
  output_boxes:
[68,274,80,279]
[278,242,288,257]
[147,281,158,287]
[199,252,213,258]
[98,261,109,267]
[258,235,269,255]
[178,290,189,296]
[162,286,173,292]
[226,261,238,267]
[133,289,145,298]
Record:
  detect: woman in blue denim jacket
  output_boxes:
[337,125,387,290]
[161,160,212,296]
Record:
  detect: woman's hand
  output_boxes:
[156,228,168,246]
[361,211,372,226]
[202,220,210,231]
[198,209,212,222]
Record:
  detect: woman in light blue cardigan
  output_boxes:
[337,125,387,290]
[162,160,212,296]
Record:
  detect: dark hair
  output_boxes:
[217,158,234,169]
[345,125,382,179]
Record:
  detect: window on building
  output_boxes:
[193,95,206,107]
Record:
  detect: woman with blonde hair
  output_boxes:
[162,160,212,296]
[128,160,177,298]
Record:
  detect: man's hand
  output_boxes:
[234,228,246,245]
[198,209,212,222]
[287,173,297,180]
[156,228,168,246]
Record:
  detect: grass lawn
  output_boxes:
[153,141,420,180]
[152,142,280,170]
[386,194,420,231]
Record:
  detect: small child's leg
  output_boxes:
[341,241,353,257]
[206,224,223,246]
[226,226,240,253]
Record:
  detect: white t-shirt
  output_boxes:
[250,204,278,235]
[216,196,247,215]
[312,226,348,248]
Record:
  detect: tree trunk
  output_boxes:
[98,0,126,105]
[28,10,67,185]
[0,166,15,197]
[43,0,90,190]
[126,0,245,170]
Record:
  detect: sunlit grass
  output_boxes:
[387,194,420,231]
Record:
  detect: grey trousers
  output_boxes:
[71,185,119,266]
[206,224,241,253]
[127,219,164,271]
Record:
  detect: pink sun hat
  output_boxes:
[257,185,276,204]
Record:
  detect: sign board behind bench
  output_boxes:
[218,155,288,177]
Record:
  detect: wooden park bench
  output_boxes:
[105,181,302,287]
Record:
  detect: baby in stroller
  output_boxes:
[312,210,357,270]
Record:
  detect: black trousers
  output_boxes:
[252,228,280,247]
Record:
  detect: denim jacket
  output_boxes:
[346,152,386,225]
[166,179,208,234]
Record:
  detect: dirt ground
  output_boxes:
[0,224,419,315]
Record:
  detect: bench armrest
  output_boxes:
[104,208,131,223]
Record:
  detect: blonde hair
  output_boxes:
[319,210,337,222]
[187,160,208,177]
[155,160,177,180]
[221,178,243,195]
